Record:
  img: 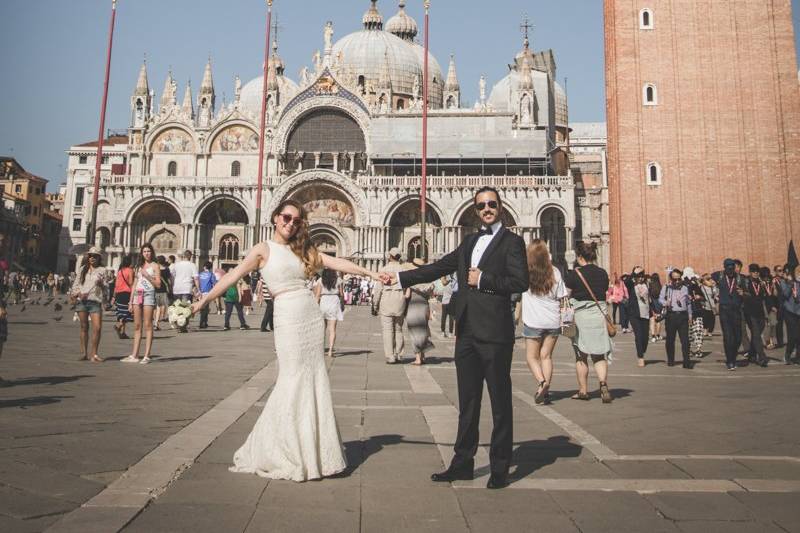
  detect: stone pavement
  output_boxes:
[1,298,799,532]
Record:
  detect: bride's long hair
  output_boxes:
[271,199,322,279]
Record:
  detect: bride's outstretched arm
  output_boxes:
[320,254,379,280]
[191,243,269,314]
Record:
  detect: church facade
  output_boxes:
[59,1,598,273]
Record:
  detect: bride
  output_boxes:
[191,200,381,481]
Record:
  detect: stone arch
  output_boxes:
[146,123,197,154]
[539,206,567,271]
[195,196,250,267]
[95,226,112,249]
[125,196,184,225]
[265,169,368,227]
[382,195,444,227]
[193,194,250,225]
[308,224,348,257]
[205,121,259,154]
[127,198,183,251]
[536,202,571,228]
[273,95,371,155]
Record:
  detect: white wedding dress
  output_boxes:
[230,241,347,481]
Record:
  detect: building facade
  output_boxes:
[0,156,51,267]
[60,1,596,273]
[605,0,800,274]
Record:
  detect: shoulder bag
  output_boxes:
[575,268,617,338]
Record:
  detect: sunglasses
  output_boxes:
[474,201,498,211]
[278,213,303,226]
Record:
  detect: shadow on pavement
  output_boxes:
[0,395,73,409]
[546,388,634,402]
[338,434,432,476]
[509,435,583,482]
[0,375,93,387]
[334,350,372,357]
[153,355,213,363]
[7,321,48,325]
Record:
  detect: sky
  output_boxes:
[0,0,798,190]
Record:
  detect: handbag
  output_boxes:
[575,268,618,338]
[560,298,577,338]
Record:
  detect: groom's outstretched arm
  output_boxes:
[478,236,529,296]
[397,244,462,288]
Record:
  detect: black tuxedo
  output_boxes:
[399,226,528,476]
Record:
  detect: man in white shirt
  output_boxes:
[171,250,199,332]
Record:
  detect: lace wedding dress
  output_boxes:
[230,241,346,481]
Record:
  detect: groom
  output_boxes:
[382,187,528,489]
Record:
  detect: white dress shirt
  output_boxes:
[471,221,503,288]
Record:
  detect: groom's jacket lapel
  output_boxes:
[477,227,507,270]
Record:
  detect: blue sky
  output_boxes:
[1,0,798,190]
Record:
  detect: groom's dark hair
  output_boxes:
[474,186,503,211]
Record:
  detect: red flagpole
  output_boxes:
[420,0,430,261]
[255,0,274,244]
[88,0,118,246]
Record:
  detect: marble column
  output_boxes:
[332,152,339,172]
[314,152,321,169]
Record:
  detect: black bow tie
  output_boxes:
[479,226,493,236]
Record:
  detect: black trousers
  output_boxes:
[630,316,650,358]
[776,306,785,346]
[664,311,689,365]
[719,305,743,367]
[260,299,274,331]
[785,310,799,361]
[440,303,454,334]
[702,309,716,333]
[745,313,767,364]
[451,323,514,476]
[224,301,246,328]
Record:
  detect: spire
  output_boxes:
[519,57,533,90]
[362,0,383,30]
[200,57,214,96]
[134,60,149,96]
[445,54,460,91]
[379,50,392,88]
[181,81,194,118]
[160,69,177,110]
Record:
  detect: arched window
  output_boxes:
[231,161,241,177]
[167,161,177,176]
[219,234,240,262]
[647,162,662,185]
[640,8,654,29]
[397,99,405,110]
[643,83,658,105]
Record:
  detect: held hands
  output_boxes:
[467,267,481,288]
[190,299,205,316]
[378,272,396,286]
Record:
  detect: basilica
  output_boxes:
[59,1,604,274]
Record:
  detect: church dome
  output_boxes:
[362,0,383,30]
[411,42,443,107]
[386,1,418,41]
[332,29,422,99]
[240,74,300,114]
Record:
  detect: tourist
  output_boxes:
[683,267,706,359]
[564,241,613,403]
[223,274,250,331]
[624,267,651,367]
[773,265,786,347]
[315,269,344,357]
[256,276,274,332]
[70,247,106,363]
[240,274,254,315]
[372,247,409,364]
[406,258,435,365]
[762,266,779,349]
[606,273,629,332]
[714,258,748,370]
[439,274,455,338]
[197,262,216,329]
[780,265,800,364]
[113,255,134,339]
[699,274,718,336]
[171,250,199,333]
[649,272,664,343]
[522,239,567,404]
[122,243,161,364]
[213,266,226,314]
[658,268,692,368]
[742,263,769,367]
[153,255,171,331]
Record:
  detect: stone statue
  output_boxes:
[413,74,420,102]
[520,94,531,123]
[234,75,242,103]
[479,75,487,104]
[299,66,310,87]
[312,50,322,73]
[324,21,334,52]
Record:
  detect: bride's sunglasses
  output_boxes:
[278,213,303,226]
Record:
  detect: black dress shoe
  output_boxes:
[487,473,509,489]
[431,463,474,482]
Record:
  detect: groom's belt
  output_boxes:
[468,287,498,295]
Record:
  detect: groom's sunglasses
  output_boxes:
[278,213,303,226]
[474,201,498,211]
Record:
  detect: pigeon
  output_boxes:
[54,303,63,312]
[20,305,26,312]
[53,316,63,322]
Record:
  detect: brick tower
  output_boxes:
[605,0,800,274]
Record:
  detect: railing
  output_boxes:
[100,174,572,189]
[357,175,573,189]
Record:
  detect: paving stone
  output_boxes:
[465,512,580,533]
[644,492,754,521]
[360,512,469,533]
[604,460,693,479]
[123,503,255,533]
[0,460,105,503]
[675,521,787,533]
[549,491,680,533]
[667,459,756,480]
[733,459,800,479]
[245,507,359,533]
[258,479,360,513]
[729,492,800,533]
[156,475,267,506]
[0,484,75,520]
